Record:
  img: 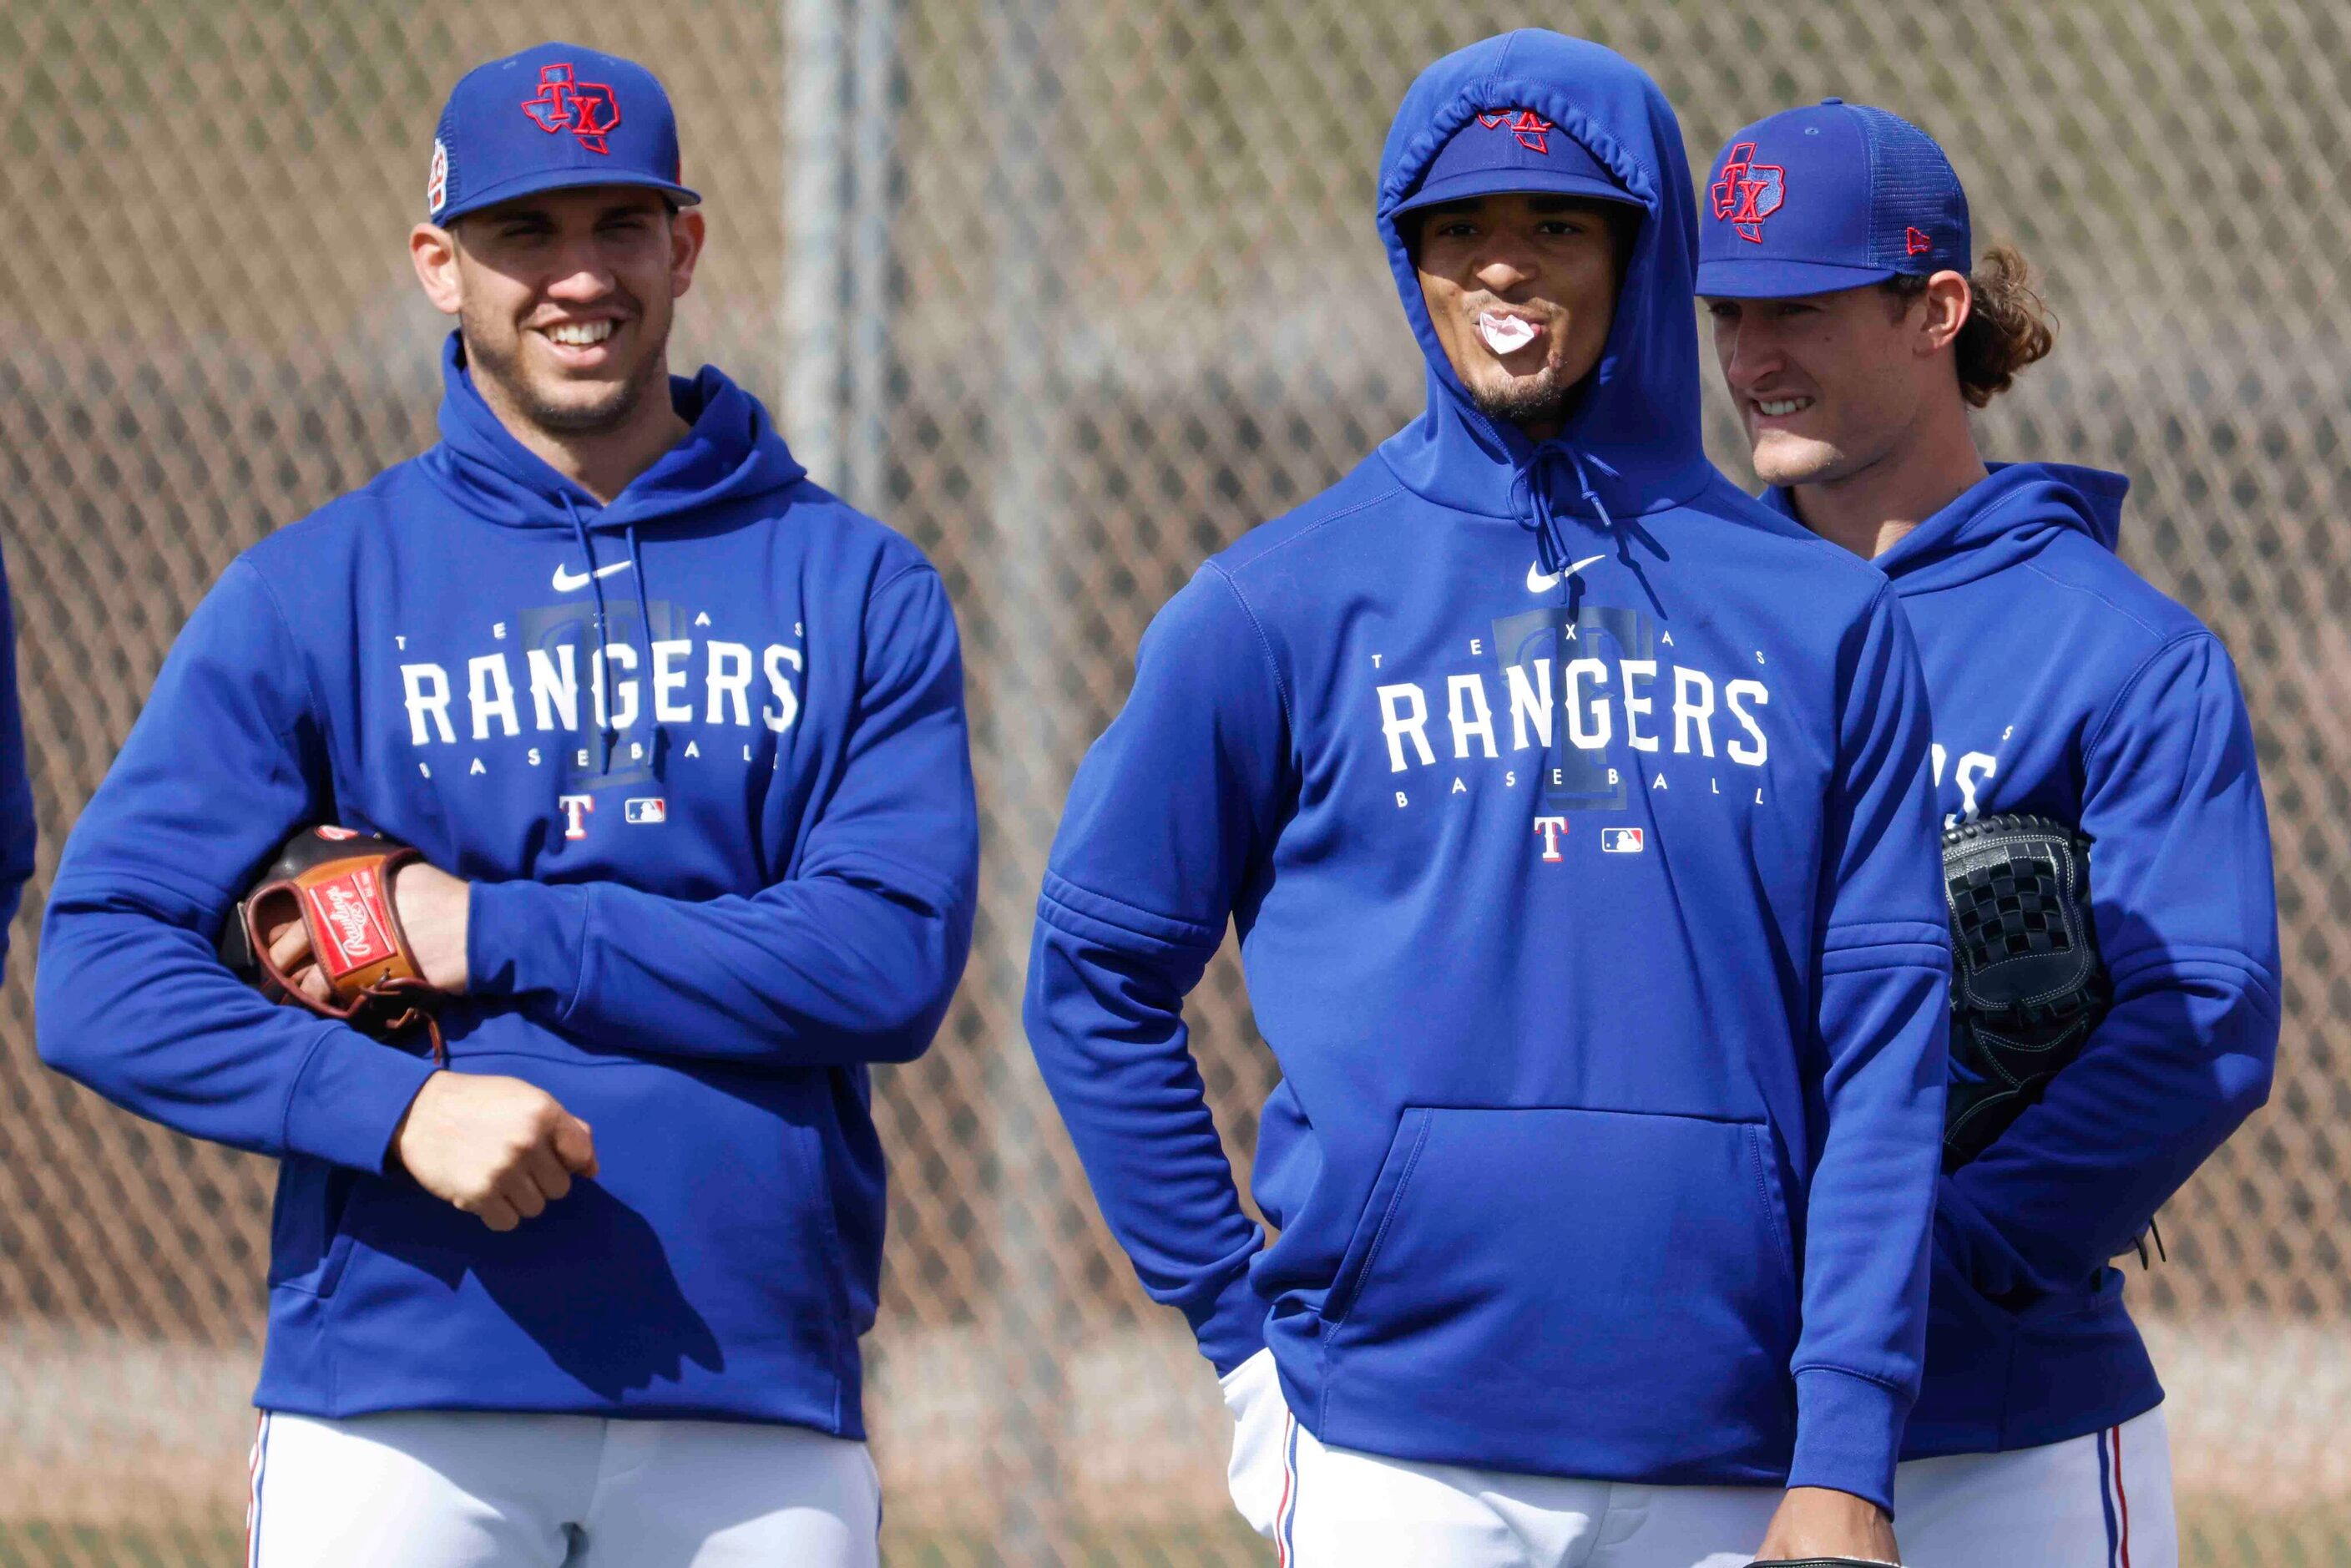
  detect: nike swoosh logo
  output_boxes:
[553,560,635,593]
[1527,554,1607,593]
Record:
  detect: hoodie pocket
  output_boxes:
[268,1158,361,1298]
[1322,1105,1800,1467]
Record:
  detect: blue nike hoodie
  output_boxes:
[38,338,977,1435]
[1024,32,1949,1509]
[1762,464,2281,1458]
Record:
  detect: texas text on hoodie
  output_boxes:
[1760,465,2280,1459]
[38,339,978,1435]
[1024,32,1949,1510]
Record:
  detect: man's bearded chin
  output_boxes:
[1467,364,1580,429]
[464,314,671,437]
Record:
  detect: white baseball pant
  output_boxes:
[1892,1407,2174,1568]
[1221,1349,1781,1567]
[245,1409,880,1567]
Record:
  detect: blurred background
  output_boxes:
[2,1,2344,1562]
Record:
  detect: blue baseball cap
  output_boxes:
[1694,99,1969,298]
[1393,108,1640,220]
[426,43,700,225]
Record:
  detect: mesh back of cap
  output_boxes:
[1856,104,1972,272]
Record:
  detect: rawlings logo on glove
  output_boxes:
[219,827,447,1062]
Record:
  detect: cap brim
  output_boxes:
[1392,166,1642,219]
[435,168,703,225]
[1694,255,1902,299]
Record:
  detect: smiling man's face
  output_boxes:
[416,185,705,441]
[1413,192,1627,442]
[1706,286,1941,488]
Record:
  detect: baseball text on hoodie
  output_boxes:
[1024,31,1950,1509]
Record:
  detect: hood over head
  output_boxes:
[1375,31,1713,565]
[1767,461,2126,594]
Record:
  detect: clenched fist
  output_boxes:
[390,1072,598,1232]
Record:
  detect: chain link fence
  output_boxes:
[1,1,2344,1561]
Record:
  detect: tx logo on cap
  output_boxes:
[1478,109,1556,154]
[521,63,622,154]
[1710,141,1785,243]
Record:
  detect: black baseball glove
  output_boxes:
[1939,812,2111,1171]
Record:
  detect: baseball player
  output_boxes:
[1025,33,1949,1567]
[1699,102,2281,1565]
[0,537,33,982]
[36,43,976,1566]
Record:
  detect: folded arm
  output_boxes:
[38,562,437,1172]
[464,564,978,1069]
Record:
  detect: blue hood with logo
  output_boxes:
[1764,464,2280,1457]
[1026,31,1949,1509]
[39,339,977,1436]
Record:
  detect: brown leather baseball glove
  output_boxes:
[219,826,446,1062]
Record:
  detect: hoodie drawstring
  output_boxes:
[562,493,622,775]
[1517,445,1623,574]
[1519,446,1671,619]
[625,522,665,779]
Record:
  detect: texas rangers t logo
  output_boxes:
[1710,142,1785,242]
[521,63,622,154]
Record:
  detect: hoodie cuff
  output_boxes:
[281,1025,440,1174]
[1787,1365,1912,1513]
[1190,1251,1271,1378]
[468,878,592,1008]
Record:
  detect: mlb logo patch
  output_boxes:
[1600,827,1645,854]
[624,797,668,825]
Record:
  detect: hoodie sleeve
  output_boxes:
[1789,583,1951,1510]
[0,539,37,978]
[466,563,977,1068]
[36,560,440,1171]
[1937,632,2280,1302]
[1022,564,1287,1376]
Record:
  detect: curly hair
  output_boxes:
[1883,243,2057,407]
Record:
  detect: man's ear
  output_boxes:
[669,208,707,301]
[411,223,463,317]
[1919,269,1972,356]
